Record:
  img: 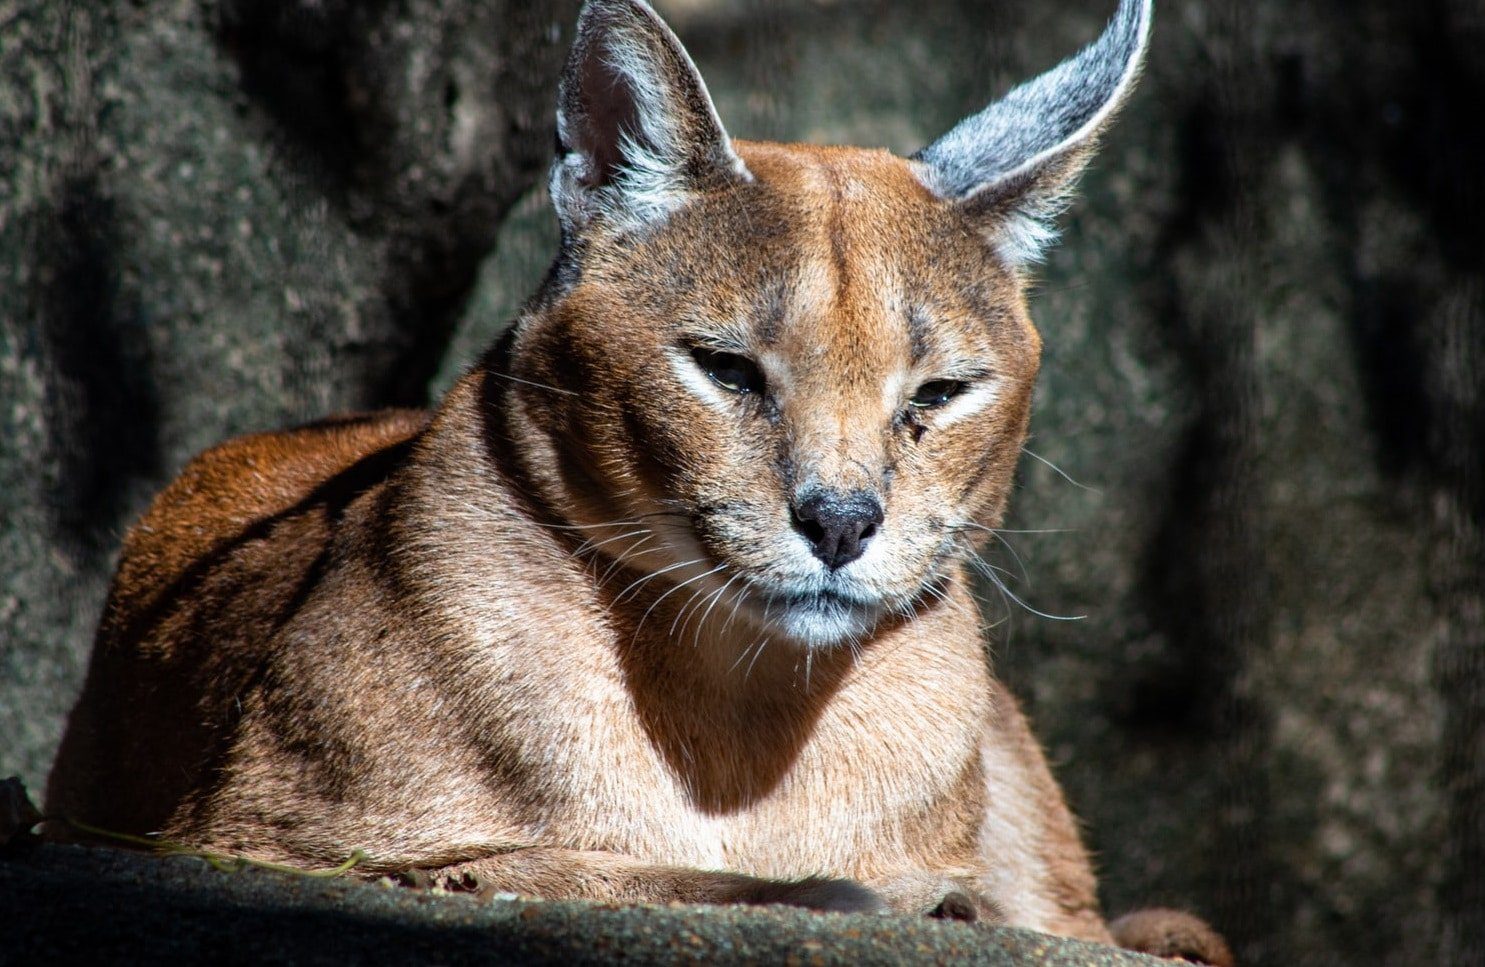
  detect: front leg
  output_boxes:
[399,847,885,914]
[974,682,1233,963]
[973,680,1112,943]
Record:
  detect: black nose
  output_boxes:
[791,489,884,570]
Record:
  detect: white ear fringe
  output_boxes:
[995,209,1065,267]
[552,1,750,232]
[912,0,1152,266]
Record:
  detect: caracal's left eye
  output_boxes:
[692,347,765,395]
[909,379,966,409]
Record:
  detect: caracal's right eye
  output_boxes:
[909,379,967,410]
[691,347,765,395]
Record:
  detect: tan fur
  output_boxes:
[48,7,1228,960]
[49,141,1102,932]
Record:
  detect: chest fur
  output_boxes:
[454,614,992,878]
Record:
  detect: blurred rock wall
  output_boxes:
[4,2,1483,965]
[1,0,575,798]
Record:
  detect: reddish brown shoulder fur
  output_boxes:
[106,410,429,640]
[47,409,427,838]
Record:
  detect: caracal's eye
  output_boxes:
[692,347,765,395]
[909,379,966,409]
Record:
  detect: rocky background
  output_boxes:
[3,2,1482,965]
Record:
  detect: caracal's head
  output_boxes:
[502,0,1151,650]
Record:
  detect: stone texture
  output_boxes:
[1,841,1163,966]
[1,0,576,793]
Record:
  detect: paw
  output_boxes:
[1110,908,1235,966]
[875,871,1003,924]
[927,891,982,923]
[732,876,887,914]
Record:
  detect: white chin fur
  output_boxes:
[754,595,881,649]
[629,518,885,649]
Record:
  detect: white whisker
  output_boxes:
[598,534,659,585]
[685,572,739,647]
[1021,446,1101,494]
[744,635,772,680]
[489,370,579,397]
[701,573,740,630]
[571,528,651,558]
[637,563,727,638]
[613,557,708,606]
[968,552,1085,622]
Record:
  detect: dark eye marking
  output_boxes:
[691,346,765,395]
[909,379,967,409]
[907,307,933,365]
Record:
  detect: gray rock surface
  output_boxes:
[2,0,576,803]
[4,2,1483,965]
[3,841,1161,966]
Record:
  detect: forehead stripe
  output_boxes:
[907,307,932,365]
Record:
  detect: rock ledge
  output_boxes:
[3,842,1160,965]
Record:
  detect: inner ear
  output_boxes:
[574,44,644,190]
[551,0,747,231]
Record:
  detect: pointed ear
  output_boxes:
[551,0,749,232]
[913,0,1152,266]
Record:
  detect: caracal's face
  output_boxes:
[516,141,1041,649]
